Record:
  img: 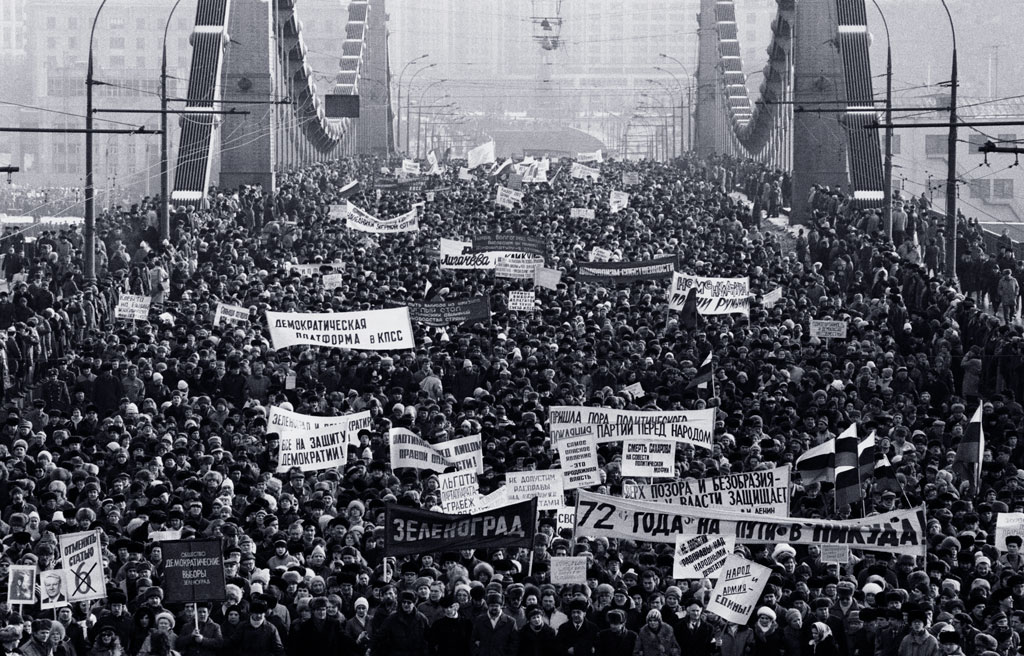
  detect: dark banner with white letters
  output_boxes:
[384,499,537,556]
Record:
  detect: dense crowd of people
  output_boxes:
[0,147,1018,656]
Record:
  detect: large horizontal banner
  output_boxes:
[578,255,676,283]
[440,238,498,270]
[345,202,419,234]
[383,499,537,556]
[570,163,601,181]
[266,307,414,350]
[389,429,451,472]
[472,234,546,257]
[288,262,346,276]
[550,406,715,450]
[670,274,750,315]
[623,466,790,516]
[574,491,925,555]
[408,297,490,326]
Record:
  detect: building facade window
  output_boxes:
[993,179,1014,200]
[925,134,946,157]
[969,179,991,199]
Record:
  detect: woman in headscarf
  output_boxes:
[809,622,839,656]
[633,609,680,656]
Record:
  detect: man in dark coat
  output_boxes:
[556,599,599,656]
[519,605,558,656]
[673,599,716,656]
[224,600,285,656]
[427,595,471,656]
[470,592,518,656]
[375,590,429,656]
[288,597,351,656]
[596,610,637,656]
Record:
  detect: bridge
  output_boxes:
[170,0,390,203]
[693,0,884,221]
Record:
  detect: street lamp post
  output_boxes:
[405,64,436,154]
[655,64,688,153]
[659,53,692,152]
[160,0,185,243]
[415,79,447,157]
[646,79,676,158]
[939,0,958,280]
[396,54,428,155]
[870,0,893,242]
[85,0,110,283]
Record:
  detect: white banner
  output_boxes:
[549,406,715,450]
[345,202,419,234]
[622,171,640,185]
[115,294,151,321]
[706,554,771,624]
[574,491,926,554]
[214,302,250,326]
[506,469,564,511]
[508,291,536,312]
[670,274,750,315]
[622,439,677,478]
[550,556,587,584]
[272,420,352,472]
[577,150,603,163]
[434,434,484,474]
[623,466,790,516]
[402,159,420,175]
[534,267,562,290]
[388,429,452,472]
[458,167,475,181]
[570,208,596,219]
[674,535,736,580]
[266,307,414,350]
[496,186,525,209]
[438,470,480,514]
[59,530,106,602]
[288,262,346,276]
[329,204,349,219]
[819,544,851,565]
[440,238,497,270]
[570,163,601,181]
[556,425,602,489]
[495,256,542,279]
[810,320,848,339]
[763,287,783,308]
[267,407,369,473]
[609,190,629,213]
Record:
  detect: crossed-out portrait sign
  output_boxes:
[58,530,106,602]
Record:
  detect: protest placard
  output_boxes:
[440,238,497,270]
[389,429,452,472]
[534,267,562,290]
[589,247,613,262]
[328,204,349,219]
[556,424,602,489]
[384,499,536,557]
[288,262,346,277]
[810,320,848,339]
[7,564,35,604]
[574,491,925,554]
[148,530,183,542]
[322,274,344,289]
[622,466,790,516]
[549,406,715,450]
[550,557,588,584]
[408,297,491,326]
[609,190,629,213]
[569,163,601,181]
[578,255,677,283]
[577,150,603,163]
[495,256,542,279]
[996,512,1024,551]
[570,208,596,219]
[674,535,736,580]
[472,234,547,257]
[762,287,783,308]
[402,159,420,175]
[266,307,415,350]
[213,303,250,326]
[820,544,850,565]
[622,171,640,185]
[275,421,349,473]
[706,554,772,624]
[162,540,226,604]
[458,167,474,181]
[622,382,645,398]
[438,470,481,514]
[622,439,677,478]
[508,291,536,312]
[59,530,106,602]
[556,506,576,535]
[495,186,525,209]
[434,434,484,474]
[115,294,151,321]
[670,274,750,315]
[505,470,564,510]
[39,569,69,610]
